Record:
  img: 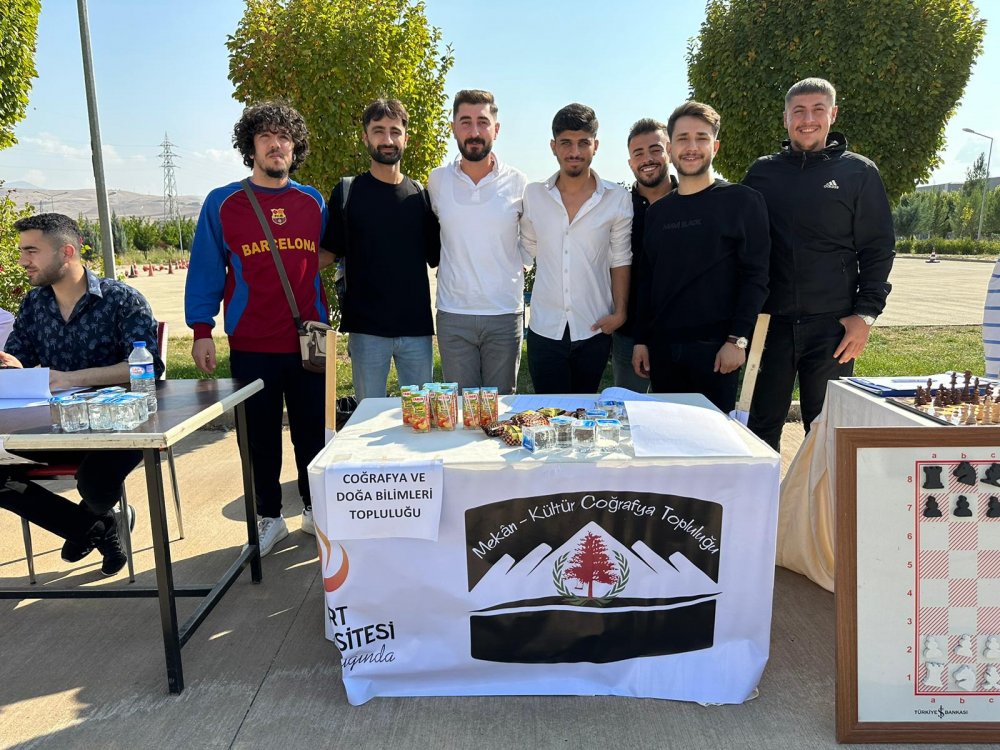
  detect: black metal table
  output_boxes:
[0,378,264,693]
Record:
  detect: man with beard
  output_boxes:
[186,100,332,555]
[613,118,675,392]
[633,101,769,412]
[323,98,440,401]
[520,103,632,394]
[1,213,163,576]
[744,78,894,451]
[427,90,528,393]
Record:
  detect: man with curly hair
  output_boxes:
[186,101,334,555]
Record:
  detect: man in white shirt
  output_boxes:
[428,90,528,393]
[520,103,633,394]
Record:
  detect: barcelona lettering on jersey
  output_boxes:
[186,180,329,353]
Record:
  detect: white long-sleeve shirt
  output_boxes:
[520,170,632,341]
[428,155,528,316]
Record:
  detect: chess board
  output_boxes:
[837,429,1000,740]
[889,397,1000,427]
[916,459,1000,696]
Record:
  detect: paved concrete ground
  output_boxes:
[1,256,985,748]
[126,255,995,336]
[0,422,964,750]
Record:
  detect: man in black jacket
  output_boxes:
[744,78,894,451]
[633,101,770,413]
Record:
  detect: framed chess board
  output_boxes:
[836,427,1000,743]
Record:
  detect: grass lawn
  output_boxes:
[165,325,985,400]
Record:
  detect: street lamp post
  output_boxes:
[963,127,994,241]
[47,191,70,213]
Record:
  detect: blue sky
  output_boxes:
[0,0,996,199]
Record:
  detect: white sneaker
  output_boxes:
[250,515,288,557]
[301,507,315,536]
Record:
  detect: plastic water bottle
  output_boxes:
[128,341,157,413]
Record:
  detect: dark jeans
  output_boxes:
[648,339,738,413]
[748,315,854,451]
[230,350,326,518]
[527,326,611,394]
[0,449,141,541]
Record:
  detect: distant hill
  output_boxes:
[0,186,202,220]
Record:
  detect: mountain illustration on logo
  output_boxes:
[465,490,723,665]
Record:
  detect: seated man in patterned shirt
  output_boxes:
[0,213,163,576]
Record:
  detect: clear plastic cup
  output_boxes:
[48,396,66,432]
[550,416,574,448]
[571,419,596,451]
[596,418,622,452]
[87,395,116,431]
[522,424,555,452]
[59,398,90,432]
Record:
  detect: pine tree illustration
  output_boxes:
[564,532,618,598]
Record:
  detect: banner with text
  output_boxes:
[322,459,443,541]
[310,459,779,705]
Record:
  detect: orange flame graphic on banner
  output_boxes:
[317,526,349,592]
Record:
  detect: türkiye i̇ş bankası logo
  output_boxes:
[465,489,722,664]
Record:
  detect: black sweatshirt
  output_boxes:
[324,172,440,337]
[636,179,770,345]
[742,132,894,320]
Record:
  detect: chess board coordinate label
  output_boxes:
[855,447,1000,722]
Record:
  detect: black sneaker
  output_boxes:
[112,504,136,533]
[92,518,127,577]
[61,536,95,563]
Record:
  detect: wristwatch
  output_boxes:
[726,335,749,350]
[857,314,877,326]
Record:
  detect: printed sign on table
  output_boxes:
[322,459,443,541]
[313,459,779,705]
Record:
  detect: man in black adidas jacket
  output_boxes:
[745,77,894,451]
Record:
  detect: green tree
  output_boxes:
[0,184,32,312]
[122,215,160,256]
[687,0,985,202]
[892,195,920,239]
[0,0,40,150]
[962,152,988,198]
[227,0,454,190]
[111,211,128,256]
[77,214,102,257]
[983,186,1000,238]
[159,217,195,251]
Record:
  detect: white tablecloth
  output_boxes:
[309,395,780,705]
[777,381,930,591]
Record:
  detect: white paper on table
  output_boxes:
[0,368,51,399]
[627,401,752,457]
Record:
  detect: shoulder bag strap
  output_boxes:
[240,178,302,329]
[336,176,354,293]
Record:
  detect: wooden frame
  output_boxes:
[836,426,1000,743]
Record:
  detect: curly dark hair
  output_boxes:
[232,100,310,173]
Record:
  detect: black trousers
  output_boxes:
[526,326,611,395]
[229,350,326,518]
[0,449,141,541]
[648,339,738,413]
[748,315,854,451]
